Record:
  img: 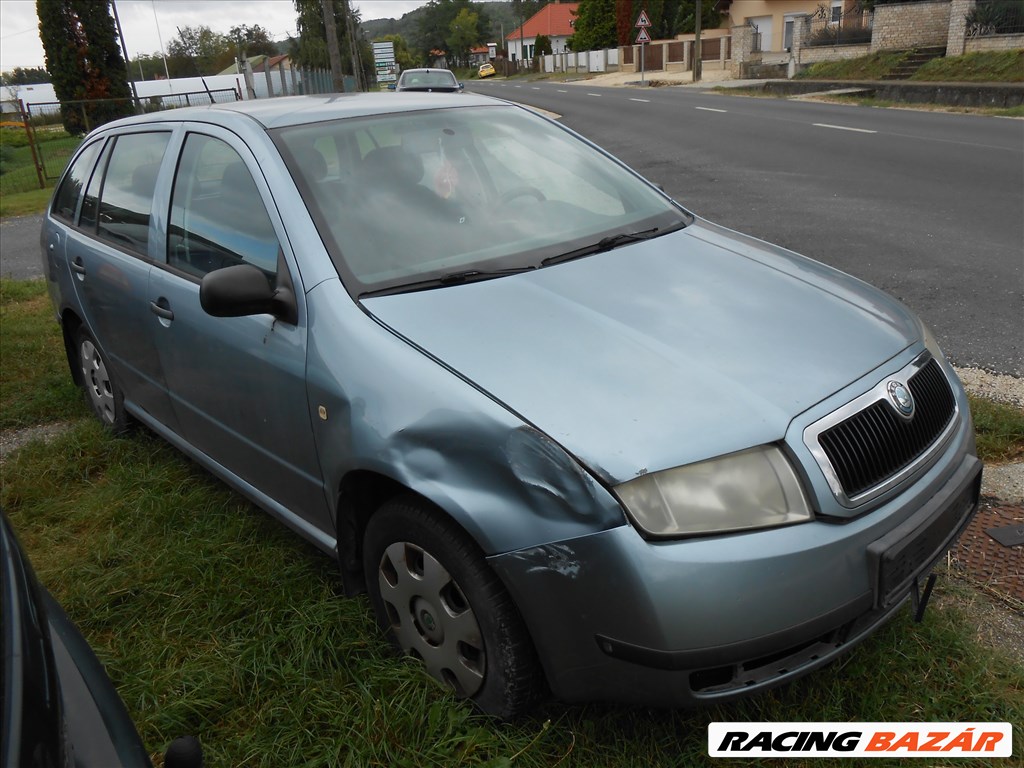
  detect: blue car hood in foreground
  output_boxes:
[364,222,920,484]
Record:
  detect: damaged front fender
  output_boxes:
[305,280,626,557]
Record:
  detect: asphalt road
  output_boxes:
[1,214,44,280]
[2,87,1020,375]
[470,80,1024,377]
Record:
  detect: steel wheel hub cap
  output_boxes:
[378,541,485,697]
[80,339,115,423]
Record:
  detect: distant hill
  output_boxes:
[360,1,524,49]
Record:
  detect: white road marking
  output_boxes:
[557,89,568,93]
[813,123,877,134]
[532,87,541,90]
[587,93,601,97]
[695,106,727,113]
[630,98,650,103]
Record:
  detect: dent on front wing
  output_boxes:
[378,415,627,553]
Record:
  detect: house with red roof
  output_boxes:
[506,1,579,63]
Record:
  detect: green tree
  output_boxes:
[36,0,132,134]
[229,24,279,59]
[292,0,370,87]
[0,66,50,85]
[569,0,617,51]
[534,34,552,57]
[414,0,489,64]
[675,0,724,35]
[167,25,233,76]
[127,53,166,82]
[446,8,480,68]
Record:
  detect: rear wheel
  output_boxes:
[76,329,129,433]
[363,497,543,719]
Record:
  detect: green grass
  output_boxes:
[912,49,1024,83]
[970,395,1024,463]
[0,280,83,428]
[795,50,912,81]
[2,280,1022,766]
[0,125,79,203]
[0,186,54,218]
[797,49,1024,83]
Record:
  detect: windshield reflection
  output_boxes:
[276,105,686,295]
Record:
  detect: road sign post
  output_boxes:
[635,9,651,86]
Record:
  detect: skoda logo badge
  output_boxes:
[887,380,915,419]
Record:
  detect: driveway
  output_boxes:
[1,214,43,280]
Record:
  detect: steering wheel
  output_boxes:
[500,186,546,204]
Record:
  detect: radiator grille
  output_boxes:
[818,359,955,499]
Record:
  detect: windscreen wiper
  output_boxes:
[541,225,680,267]
[361,266,535,298]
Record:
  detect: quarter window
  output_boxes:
[95,132,171,255]
[168,134,280,280]
[52,140,103,223]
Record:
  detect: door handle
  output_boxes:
[71,258,86,275]
[149,299,174,321]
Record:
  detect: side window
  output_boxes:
[80,139,112,231]
[95,132,171,256]
[168,134,280,280]
[52,140,103,223]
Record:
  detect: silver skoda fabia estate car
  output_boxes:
[41,93,980,718]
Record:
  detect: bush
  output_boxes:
[966,0,1024,36]
[805,22,873,47]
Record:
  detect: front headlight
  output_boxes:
[614,445,812,538]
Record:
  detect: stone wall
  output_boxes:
[730,24,754,78]
[799,42,873,63]
[873,1,951,50]
[964,34,1024,52]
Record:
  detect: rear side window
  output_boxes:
[167,134,280,279]
[52,140,103,222]
[95,132,171,256]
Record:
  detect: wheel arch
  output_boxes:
[59,308,85,388]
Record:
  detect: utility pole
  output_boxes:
[321,0,345,92]
[694,0,702,83]
[343,0,362,91]
[110,0,139,108]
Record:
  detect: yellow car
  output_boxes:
[478,62,496,78]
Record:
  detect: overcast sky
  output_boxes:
[0,0,429,72]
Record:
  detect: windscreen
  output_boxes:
[276,105,686,295]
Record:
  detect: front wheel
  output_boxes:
[363,497,543,719]
[76,328,129,433]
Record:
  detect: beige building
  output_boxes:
[723,1,858,53]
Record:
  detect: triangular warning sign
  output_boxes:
[635,10,652,27]
[636,27,651,43]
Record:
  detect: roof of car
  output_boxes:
[95,92,502,132]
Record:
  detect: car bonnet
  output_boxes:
[362,222,919,485]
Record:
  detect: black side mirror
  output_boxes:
[200,263,296,324]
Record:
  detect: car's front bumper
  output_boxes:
[489,448,980,707]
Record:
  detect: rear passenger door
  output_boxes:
[63,129,179,429]
[149,127,331,538]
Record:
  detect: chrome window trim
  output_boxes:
[803,352,960,509]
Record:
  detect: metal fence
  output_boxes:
[18,88,240,186]
[966,0,1024,37]
[806,2,874,47]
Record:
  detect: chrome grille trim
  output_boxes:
[803,353,959,508]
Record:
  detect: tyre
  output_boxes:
[363,496,543,719]
[76,329,130,433]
